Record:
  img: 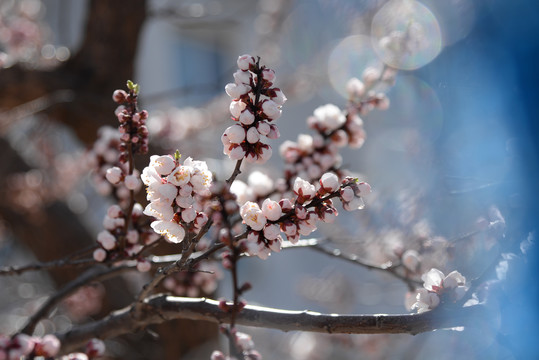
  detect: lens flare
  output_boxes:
[371,0,442,70]
[328,35,383,99]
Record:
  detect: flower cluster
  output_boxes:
[163,261,222,297]
[211,331,261,360]
[92,203,155,272]
[222,54,286,164]
[142,154,212,243]
[345,66,395,116]
[0,333,60,359]
[412,268,467,313]
[238,174,370,259]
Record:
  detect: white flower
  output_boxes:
[230,180,253,206]
[167,166,191,186]
[240,201,267,231]
[261,199,282,221]
[297,134,314,152]
[402,249,420,272]
[150,155,176,176]
[181,207,197,223]
[320,172,339,192]
[272,89,287,106]
[225,83,250,99]
[340,187,354,202]
[412,288,440,313]
[151,220,185,243]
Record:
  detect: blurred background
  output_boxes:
[0,0,538,359]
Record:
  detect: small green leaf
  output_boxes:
[174,150,181,161]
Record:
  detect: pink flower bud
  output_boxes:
[320,172,339,192]
[239,109,255,125]
[340,187,354,202]
[137,259,152,272]
[181,207,197,223]
[229,144,246,160]
[233,69,251,84]
[246,127,260,144]
[230,100,246,118]
[86,338,106,358]
[267,124,280,139]
[237,54,254,70]
[263,223,281,240]
[97,231,116,250]
[261,99,281,120]
[113,89,127,103]
[262,68,276,83]
[124,174,140,190]
[105,166,123,184]
[126,230,139,244]
[261,199,282,221]
[224,125,246,144]
[346,77,365,98]
[256,121,270,135]
[107,205,122,218]
[257,144,272,163]
[271,89,287,105]
[93,248,107,262]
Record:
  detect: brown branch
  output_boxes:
[57,295,488,354]
[20,264,132,335]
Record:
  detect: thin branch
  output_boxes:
[226,159,243,185]
[56,295,488,354]
[283,238,422,290]
[20,264,132,335]
[0,257,98,276]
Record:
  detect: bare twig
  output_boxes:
[20,264,132,335]
[0,257,98,276]
[283,238,422,290]
[56,295,489,354]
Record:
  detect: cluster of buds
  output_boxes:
[112,80,149,159]
[0,333,59,359]
[345,66,395,116]
[163,262,222,297]
[238,173,371,259]
[221,54,286,164]
[141,153,211,244]
[57,338,105,360]
[211,331,261,360]
[279,102,367,186]
[411,268,467,313]
[92,203,155,272]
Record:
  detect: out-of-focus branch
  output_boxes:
[20,265,132,335]
[283,238,422,290]
[57,295,488,354]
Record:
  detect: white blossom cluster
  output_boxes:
[238,173,371,259]
[222,54,286,164]
[92,203,155,272]
[0,334,60,359]
[411,268,467,313]
[141,155,211,244]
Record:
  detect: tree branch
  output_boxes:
[57,295,488,354]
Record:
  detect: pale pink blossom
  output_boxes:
[320,172,339,192]
[150,155,176,176]
[402,249,421,272]
[93,248,107,262]
[105,166,123,184]
[225,124,246,144]
[239,109,255,125]
[246,127,260,143]
[230,100,246,118]
[107,204,122,218]
[346,77,365,98]
[233,69,251,84]
[137,259,152,272]
[85,338,106,358]
[271,89,287,105]
[124,174,140,190]
[181,207,197,223]
[263,223,281,240]
[293,177,316,202]
[261,99,281,120]
[237,54,254,70]
[240,201,267,231]
[97,230,116,250]
[412,288,440,313]
[261,199,282,221]
[151,220,185,243]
